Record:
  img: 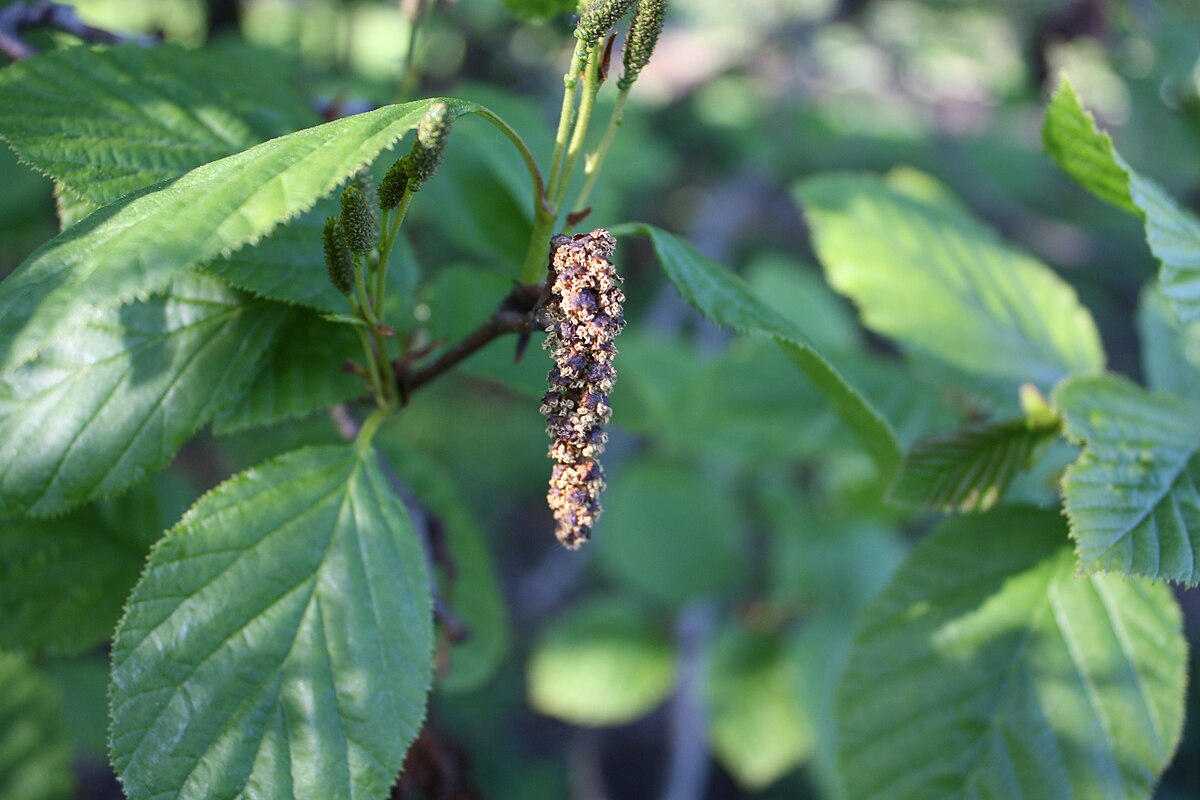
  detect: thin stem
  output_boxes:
[374,192,413,318]
[545,39,589,207]
[553,48,603,211]
[518,40,591,283]
[472,106,549,218]
[572,88,630,215]
[398,284,542,399]
[353,257,380,327]
[353,323,387,406]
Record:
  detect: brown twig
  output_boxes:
[329,404,469,643]
[0,0,155,61]
[397,282,544,401]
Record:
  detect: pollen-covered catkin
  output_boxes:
[541,229,625,549]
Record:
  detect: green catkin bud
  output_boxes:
[323,216,354,295]
[378,156,411,209]
[407,102,452,189]
[575,0,637,51]
[339,184,374,256]
[618,0,666,91]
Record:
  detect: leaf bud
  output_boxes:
[618,0,666,91]
[575,0,636,51]
[408,102,453,188]
[339,183,375,256]
[323,216,354,295]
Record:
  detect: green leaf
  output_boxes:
[0,653,72,800]
[597,459,744,606]
[527,597,675,726]
[0,507,145,655]
[616,223,902,478]
[705,624,814,790]
[0,43,317,206]
[1137,284,1200,398]
[110,444,433,800]
[1057,374,1200,584]
[1041,77,1139,215]
[888,418,1059,514]
[214,309,364,435]
[0,275,285,517]
[1043,76,1200,327]
[796,173,1105,388]
[838,508,1186,800]
[0,97,477,374]
[203,198,347,313]
[53,182,98,231]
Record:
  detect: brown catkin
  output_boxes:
[541,229,625,549]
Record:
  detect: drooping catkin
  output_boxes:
[618,0,666,91]
[541,230,625,549]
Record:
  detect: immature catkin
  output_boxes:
[339,184,374,256]
[618,0,666,91]
[408,102,453,188]
[541,229,625,549]
[575,0,637,51]
[379,156,411,209]
[323,216,355,295]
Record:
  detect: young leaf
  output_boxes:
[1041,77,1139,215]
[0,97,478,374]
[888,418,1059,513]
[796,173,1105,389]
[838,508,1186,800]
[0,276,286,518]
[597,459,744,607]
[705,624,814,790]
[0,507,146,655]
[0,43,317,206]
[1057,374,1200,584]
[1136,285,1200,398]
[616,223,902,478]
[0,653,72,800]
[213,310,364,435]
[110,444,433,800]
[527,597,675,726]
[1043,76,1200,327]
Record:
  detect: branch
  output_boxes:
[397,282,544,400]
[329,404,469,643]
[0,1,155,61]
[660,601,717,800]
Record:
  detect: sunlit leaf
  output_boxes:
[1043,76,1200,327]
[0,43,316,206]
[111,444,432,800]
[0,276,285,517]
[888,418,1059,513]
[528,597,675,726]
[1057,374,1200,584]
[706,624,813,790]
[839,508,1186,800]
[0,97,478,373]
[797,173,1105,388]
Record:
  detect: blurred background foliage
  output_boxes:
[3,0,1200,798]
